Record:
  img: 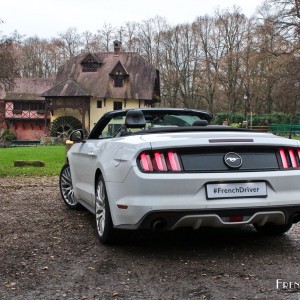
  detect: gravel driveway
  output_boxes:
[1,176,300,300]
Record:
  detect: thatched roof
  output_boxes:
[41,79,90,97]
[4,78,55,101]
[42,51,160,100]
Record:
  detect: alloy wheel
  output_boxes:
[60,164,77,207]
[96,179,106,237]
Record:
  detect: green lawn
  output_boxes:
[0,146,66,177]
[1,136,300,177]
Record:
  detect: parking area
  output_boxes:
[1,176,300,299]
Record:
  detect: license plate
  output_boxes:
[206,182,267,199]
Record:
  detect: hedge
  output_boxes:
[211,112,300,126]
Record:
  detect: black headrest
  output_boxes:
[192,120,209,126]
[125,110,146,128]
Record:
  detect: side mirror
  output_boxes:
[69,130,84,143]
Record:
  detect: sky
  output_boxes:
[0,0,265,39]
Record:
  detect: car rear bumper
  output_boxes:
[106,166,300,229]
[114,206,300,230]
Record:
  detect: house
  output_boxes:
[0,41,160,140]
[41,40,160,137]
[1,78,55,140]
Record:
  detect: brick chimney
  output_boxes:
[114,40,121,55]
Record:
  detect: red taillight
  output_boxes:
[289,149,297,168]
[154,152,168,171]
[279,148,289,169]
[279,148,300,169]
[167,152,181,171]
[140,153,153,171]
[138,151,182,172]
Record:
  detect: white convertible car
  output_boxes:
[59,108,300,244]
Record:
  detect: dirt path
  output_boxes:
[1,177,300,299]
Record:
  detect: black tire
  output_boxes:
[254,223,293,235]
[95,175,117,244]
[59,163,81,209]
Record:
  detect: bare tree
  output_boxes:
[49,38,69,73]
[96,23,116,51]
[274,55,300,115]
[58,27,83,59]
[122,21,140,52]
[82,31,94,52]
[137,16,169,67]
[158,28,182,107]
[253,1,298,114]
[159,23,202,109]
[215,7,248,112]
[258,0,299,32]
[0,37,18,88]
[193,15,224,113]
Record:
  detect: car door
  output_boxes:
[69,140,99,205]
[68,115,126,206]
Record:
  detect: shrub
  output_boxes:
[212,112,296,126]
[0,129,16,148]
[211,112,244,125]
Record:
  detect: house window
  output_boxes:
[14,102,22,110]
[13,101,45,112]
[114,74,124,88]
[82,59,99,72]
[97,100,102,108]
[31,102,38,110]
[144,100,152,108]
[22,102,30,110]
[113,101,123,110]
[37,102,45,111]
